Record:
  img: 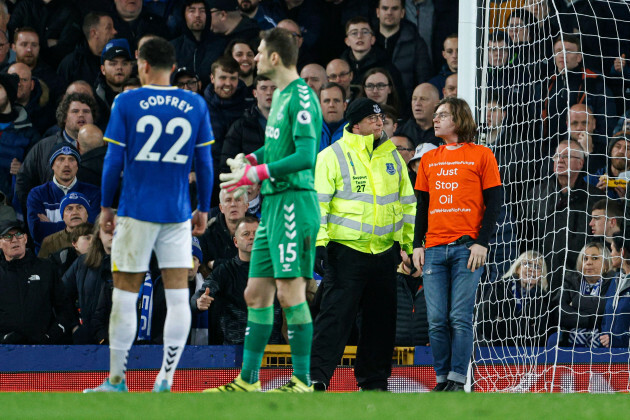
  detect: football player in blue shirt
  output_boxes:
[85,37,214,393]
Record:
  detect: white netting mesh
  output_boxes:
[472,0,630,392]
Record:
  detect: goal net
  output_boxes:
[471,0,630,392]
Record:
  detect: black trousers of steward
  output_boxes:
[310,241,397,390]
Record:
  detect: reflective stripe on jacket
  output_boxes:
[315,127,416,254]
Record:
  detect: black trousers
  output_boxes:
[310,242,397,390]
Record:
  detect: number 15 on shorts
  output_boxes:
[279,243,297,272]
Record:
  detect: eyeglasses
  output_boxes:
[396,146,414,152]
[433,112,452,120]
[290,32,303,38]
[364,83,389,91]
[177,79,199,89]
[1,232,25,241]
[552,153,582,161]
[327,71,351,81]
[522,261,543,271]
[347,29,373,38]
[366,114,385,123]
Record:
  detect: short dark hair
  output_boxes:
[211,55,240,75]
[320,82,346,102]
[224,38,256,57]
[123,77,142,90]
[138,37,176,70]
[254,74,271,87]
[553,33,581,51]
[436,97,477,143]
[443,33,458,48]
[345,16,372,34]
[184,0,207,8]
[82,12,110,39]
[592,199,624,224]
[489,30,506,44]
[259,27,299,68]
[56,93,98,129]
[380,103,398,122]
[235,215,260,235]
[70,223,94,243]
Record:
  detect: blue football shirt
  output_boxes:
[103,85,214,223]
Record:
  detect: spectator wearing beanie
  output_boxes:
[26,143,100,248]
[38,192,91,258]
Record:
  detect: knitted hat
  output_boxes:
[345,98,382,127]
[192,236,203,262]
[49,143,81,167]
[59,192,90,217]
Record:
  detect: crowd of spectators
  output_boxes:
[0,0,629,353]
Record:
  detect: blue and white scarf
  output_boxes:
[137,272,154,341]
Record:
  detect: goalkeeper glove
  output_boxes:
[226,153,257,173]
[219,164,270,198]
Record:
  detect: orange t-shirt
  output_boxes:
[415,143,501,248]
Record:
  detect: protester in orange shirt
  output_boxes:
[409,97,502,392]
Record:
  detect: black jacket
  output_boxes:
[203,81,252,171]
[48,246,79,278]
[170,28,225,89]
[8,0,83,68]
[376,19,432,96]
[0,250,76,343]
[524,175,604,295]
[198,213,238,270]
[62,254,112,344]
[560,272,613,331]
[477,276,550,347]
[57,42,102,87]
[220,105,266,174]
[110,8,170,51]
[191,256,283,345]
[395,273,429,346]
[394,119,442,148]
[91,275,166,345]
[78,146,107,188]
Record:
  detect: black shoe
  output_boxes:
[312,381,327,392]
[443,380,465,392]
[432,382,448,392]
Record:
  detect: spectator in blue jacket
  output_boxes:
[319,82,347,151]
[26,143,99,247]
[600,234,630,348]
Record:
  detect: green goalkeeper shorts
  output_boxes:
[249,190,319,279]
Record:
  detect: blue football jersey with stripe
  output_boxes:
[104,85,214,223]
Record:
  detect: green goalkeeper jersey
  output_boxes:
[255,78,322,196]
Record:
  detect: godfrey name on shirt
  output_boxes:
[139,95,194,113]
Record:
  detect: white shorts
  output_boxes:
[111,216,193,272]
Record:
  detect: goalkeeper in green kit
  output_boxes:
[205,27,322,393]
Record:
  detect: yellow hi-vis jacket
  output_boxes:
[315,128,416,255]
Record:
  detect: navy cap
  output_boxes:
[101,39,132,64]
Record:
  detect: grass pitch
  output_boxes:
[1,392,627,420]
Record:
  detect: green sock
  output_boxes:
[241,306,274,384]
[284,302,313,386]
